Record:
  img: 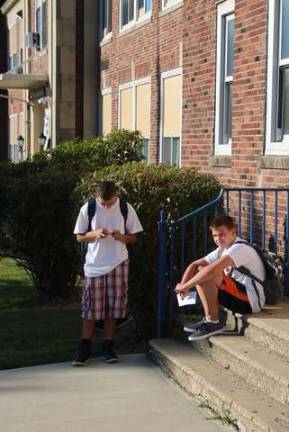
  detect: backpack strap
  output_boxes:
[87,197,96,232]
[232,240,265,286]
[119,198,128,234]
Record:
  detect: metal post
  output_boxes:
[157,209,166,337]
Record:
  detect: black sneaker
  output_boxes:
[102,340,119,364]
[72,340,91,367]
[188,320,225,341]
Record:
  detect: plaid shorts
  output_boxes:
[81,260,128,320]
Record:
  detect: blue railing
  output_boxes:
[157,187,289,337]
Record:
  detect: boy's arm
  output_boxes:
[176,255,235,294]
[111,230,138,244]
[180,257,209,284]
[76,228,109,242]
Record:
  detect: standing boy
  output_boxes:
[73,181,143,365]
[175,215,265,341]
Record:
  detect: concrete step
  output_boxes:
[149,338,289,432]
[225,300,289,361]
[194,334,289,405]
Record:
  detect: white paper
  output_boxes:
[177,291,197,307]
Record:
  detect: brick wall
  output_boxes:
[101,0,183,162]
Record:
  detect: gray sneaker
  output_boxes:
[183,317,206,333]
[188,320,225,341]
[184,309,227,333]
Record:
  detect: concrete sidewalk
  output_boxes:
[0,354,229,432]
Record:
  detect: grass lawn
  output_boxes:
[0,258,81,370]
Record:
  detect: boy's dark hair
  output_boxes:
[210,215,237,231]
[93,181,117,200]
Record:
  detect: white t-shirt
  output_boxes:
[204,237,266,312]
[74,198,143,277]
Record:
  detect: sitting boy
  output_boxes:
[175,215,265,341]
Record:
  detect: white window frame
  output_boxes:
[100,0,112,41]
[159,67,182,167]
[119,0,152,32]
[162,0,182,10]
[35,0,47,51]
[101,87,112,136]
[118,77,151,160]
[266,0,289,154]
[214,0,235,156]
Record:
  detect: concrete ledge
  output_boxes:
[258,156,289,170]
[149,338,289,432]
[209,155,231,167]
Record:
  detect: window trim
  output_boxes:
[266,0,289,155]
[119,0,152,32]
[101,87,112,136]
[159,67,182,167]
[162,0,182,10]
[214,0,235,156]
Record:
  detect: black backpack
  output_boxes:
[80,197,128,273]
[234,241,284,305]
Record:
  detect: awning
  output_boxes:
[0,73,48,90]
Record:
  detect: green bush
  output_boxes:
[0,160,80,300]
[78,163,221,339]
[43,129,143,173]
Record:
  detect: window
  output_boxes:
[215,0,235,155]
[36,0,47,50]
[266,0,289,153]
[118,78,151,161]
[136,82,151,161]
[101,89,112,136]
[160,69,182,166]
[101,0,112,39]
[8,17,24,72]
[120,0,152,30]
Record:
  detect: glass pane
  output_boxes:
[122,0,129,26]
[172,137,180,166]
[223,83,232,144]
[36,7,41,34]
[277,68,289,135]
[141,138,149,161]
[42,1,47,48]
[145,0,152,13]
[107,0,112,33]
[226,17,234,77]
[129,0,134,22]
[281,0,289,60]
[162,137,172,165]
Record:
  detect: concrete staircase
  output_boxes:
[148,300,289,432]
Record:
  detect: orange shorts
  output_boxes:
[218,274,252,314]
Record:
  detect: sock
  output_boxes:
[205,316,219,324]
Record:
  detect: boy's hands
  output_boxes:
[86,228,109,240]
[111,229,123,241]
[175,283,189,297]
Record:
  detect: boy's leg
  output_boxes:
[73,276,104,366]
[195,270,223,320]
[102,261,128,363]
[82,318,96,339]
[187,271,226,341]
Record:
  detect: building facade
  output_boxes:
[99,0,289,190]
[1,0,289,194]
[0,0,99,161]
